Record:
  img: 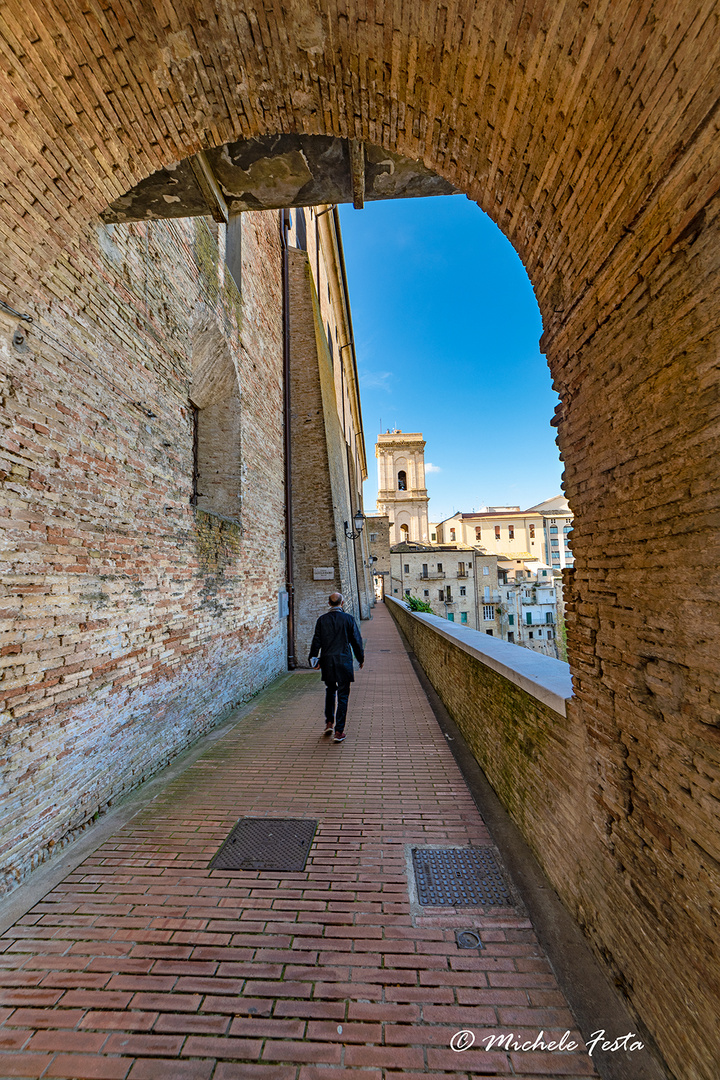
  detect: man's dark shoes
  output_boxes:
[333,731,346,743]
[323,722,334,736]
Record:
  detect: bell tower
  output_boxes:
[376,430,430,545]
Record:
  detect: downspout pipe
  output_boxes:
[345,442,364,621]
[280,209,297,669]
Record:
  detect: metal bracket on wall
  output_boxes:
[349,140,365,209]
[1,299,33,323]
[189,151,229,224]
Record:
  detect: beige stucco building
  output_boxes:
[436,495,574,571]
[376,430,429,544]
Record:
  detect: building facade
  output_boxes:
[436,496,574,570]
[496,571,562,657]
[285,204,372,661]
[389,540,565,653]
[389,544,501,634]
[526,496,575,570]
[376,430,430,544]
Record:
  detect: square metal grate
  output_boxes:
[209,817,318,872]
[412,847,513,906]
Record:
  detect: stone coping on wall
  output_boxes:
[386,596,573,716]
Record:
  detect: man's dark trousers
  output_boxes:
[323,658,352,735]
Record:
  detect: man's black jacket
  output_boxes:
[309,607,364,683]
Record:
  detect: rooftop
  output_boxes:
[376,430,425,443]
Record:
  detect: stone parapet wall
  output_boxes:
[387,597,717,1080]
[386,598,577,844]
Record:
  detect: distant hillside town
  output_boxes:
[368,429,573,659]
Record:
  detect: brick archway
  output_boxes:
[1,4,718,1076]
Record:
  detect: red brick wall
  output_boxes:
[0,212,287,891]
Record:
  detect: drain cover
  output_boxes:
[209,818,318,872]
[412,847,513,906]
[455,929,483,949]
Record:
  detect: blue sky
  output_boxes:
[338,195,564,523]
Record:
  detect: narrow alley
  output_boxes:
[0,606,628,1078]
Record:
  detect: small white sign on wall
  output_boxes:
[313,567,335,580]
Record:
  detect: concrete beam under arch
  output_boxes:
[101,134,456,223]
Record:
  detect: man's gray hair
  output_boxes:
[328,592,343,607]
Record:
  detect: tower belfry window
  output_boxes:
[397,470,407,490]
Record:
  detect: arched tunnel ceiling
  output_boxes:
[101,134,456,223]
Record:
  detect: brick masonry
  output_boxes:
[0,4,719,1078]
[0,212,287,894]
[288,249,362,662]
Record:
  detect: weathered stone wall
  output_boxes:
[1,4,719,1077]
[0,211,287,892]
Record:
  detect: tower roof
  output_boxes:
[377,430,424,439]
[376,431,426,453]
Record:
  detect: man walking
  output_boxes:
[309,593,364,743]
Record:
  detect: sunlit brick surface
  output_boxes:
[2,5,720,1074]
[0,606,596,1078]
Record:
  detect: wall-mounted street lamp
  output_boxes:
[344,510,366,540]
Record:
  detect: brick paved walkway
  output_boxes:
[0,604,596,1079]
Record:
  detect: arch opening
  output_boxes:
[1,7,718,1078]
